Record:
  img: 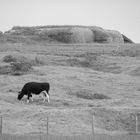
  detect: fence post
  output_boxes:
[135,113,140,134]
[92,114,95,140]
[0,116,2,135]
[135,114,138,133]
[46,115,49,135]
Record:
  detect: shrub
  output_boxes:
[3,55,17,63]
[11,61,33,75]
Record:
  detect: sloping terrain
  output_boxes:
[0,43,140,138]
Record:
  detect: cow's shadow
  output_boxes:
[19,97,49,105]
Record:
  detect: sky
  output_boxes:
[0,0,140,43]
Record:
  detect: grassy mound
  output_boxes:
[68,89,110,100]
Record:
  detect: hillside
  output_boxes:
[0,25,133,44]
[0,42,140,138]
[0,25,139,140]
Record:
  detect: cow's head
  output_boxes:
[17,91,24,100]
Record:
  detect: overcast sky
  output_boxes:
[0,0,140,43]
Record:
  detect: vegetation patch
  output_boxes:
[92,93,111,99]
[31,57,44,66]
[3,55,17,63]
[65,53,121,74]
[69,89,111,100]
[129,67,140,76]
[3,55,44,66]
[111,49,140,57]
[93,108,140,132]
[11,61,33,75]
[0,61,33,75]
[66,53,98,68]
[1,55,45,75]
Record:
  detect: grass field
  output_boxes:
[0,42,140,139]
[1,133,140,140]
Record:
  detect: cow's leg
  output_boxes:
[46,90,50,103]
[30,94,33,102]
[42,90,50,102]
[27,92,32,104]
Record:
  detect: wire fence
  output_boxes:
[0,113,140,140]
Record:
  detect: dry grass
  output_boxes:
[67,53,98,68]
[0,65,11,74]
[129,67,140,76]
[65,53,122,74]
[111,49,140,57]
[31,57,44,66]
[93,108,140,132]
[0,133,139,140]
[0,43,140,137]
[68,89,111,100]
[3,55,44,66]
[1,56,32,75]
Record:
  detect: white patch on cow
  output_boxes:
[42,90,50,103]
[46,93,50,103]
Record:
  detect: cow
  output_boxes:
[17,82,50,103]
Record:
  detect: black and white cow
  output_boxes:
[17,82,50,103]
